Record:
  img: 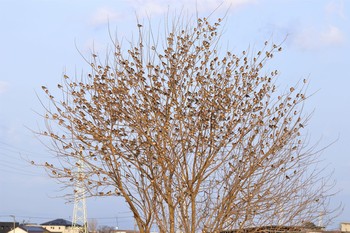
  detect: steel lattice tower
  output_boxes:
[72,150,88,233]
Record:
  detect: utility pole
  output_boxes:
[10,215,16,233]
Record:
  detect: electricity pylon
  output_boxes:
[72,148,88,233]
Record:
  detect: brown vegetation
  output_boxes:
[35,15,336,233]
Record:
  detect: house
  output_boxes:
[7,225,49,233]
[40,219,80,233]
[0,222,19,233]
[40,219,74,233]
[340,223,350,232]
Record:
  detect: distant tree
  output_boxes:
[35,15,337,233]
[97,225,114,233]
[302,221,319,229]
[88,219,98,233]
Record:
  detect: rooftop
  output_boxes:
[40,219,73,227]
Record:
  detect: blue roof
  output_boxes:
[20,226,46,232]
[40,219,73,226]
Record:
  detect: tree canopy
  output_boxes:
[36,16,336,233]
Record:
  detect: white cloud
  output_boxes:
[90,7,121,28]
[0,81,9,94]
[325,0,346,19]
[293,24,345,50]
[130,0,168,17]
[88,0,256,29]
[194,0,257,12]
[128,0,256,17]
[321,25,345,44]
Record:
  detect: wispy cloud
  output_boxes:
[90,7,122,28]
[321,25,345,45]
[193,0,257,12]
[325,0,346,19]
[293,24,345,50]
[260,1,347,51]
[130,0,169,17]
[0,81,9,94]
[88,0,256,29]
[128,0,256,17]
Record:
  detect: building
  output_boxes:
[7,226,49,233]
[40,219,80,233]
[340,223,350,232]
[0,222,19,233]
[41,219,73,233]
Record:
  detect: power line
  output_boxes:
[0,140,49,158]
[0,157,30,167]
[0,155,45,177]
[0,140,51,177]
[0,164,45,177]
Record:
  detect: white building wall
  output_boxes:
[40,225,79,233]
[41,226,66,233]
[7,227,28,233]
[341,223,350,232]
[63,227,80,233]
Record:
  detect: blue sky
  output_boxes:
[0,0,349,230]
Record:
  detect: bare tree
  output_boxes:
[97,225,114,233]
[35,15,337,233]
[88,219,98,233]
